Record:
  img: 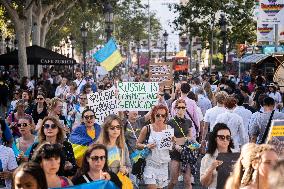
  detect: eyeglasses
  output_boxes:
[80,97,87,100]
[217,135,231,141]
[84,115,95,120]
[90,156,106,161]
[44,124,57,129]
[37,97,44,100]
[109,125,122,130]
[176,106,186,109]
[155,114,166,118]
[17,123,28,127]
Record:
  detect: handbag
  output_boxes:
[118,146,133,189]
[131,124,151,180]
[259,110,275,144]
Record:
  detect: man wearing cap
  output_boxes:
[267,83,282,104]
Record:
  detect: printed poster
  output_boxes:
[157,128,174,150]
[267,119,284,156]
[257,23,274,42]
[258,0,284,24]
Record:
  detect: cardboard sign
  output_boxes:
[117,82,159,111]
[87,86,117,125]
[267,120,284,156]
[149,62,173,88]
[216,153,240,189]
[157,128,174,150]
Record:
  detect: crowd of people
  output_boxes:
[0,67,284,189]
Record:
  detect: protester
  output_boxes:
[200,123,234,189]
[12,116,36,163]
[74,71,86,95]
[203,81,214,103]
[215,96,248,151]
[31,92,48,125]
[32,143,73,188]
[224,143,258,189]
[136,104,173,189]
[7,89,21,115]
[29,116,77,177]
[167,99,193,189]
[48,97,67,127]
[196,87,212,116]
[55,77,70,99]
[72,144,122,188]
[0,136,18,189]
[268,159,284,189]
[97,114,131,175]
[65,82,78,114]
[267,83,282,104]
[13,162,48,189]
[69,93,88,129]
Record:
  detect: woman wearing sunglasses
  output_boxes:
[70,109,101,166]
[136,104,173,189]
[31,92,48,126]
[167,99,193,189]
[72,144,122,188]
[28,116,77,177]
[32,143,73,188]
[97,114,131,175]
[12,116,36,163]
[200,123,234,189]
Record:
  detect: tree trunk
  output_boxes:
[15,21,29,78]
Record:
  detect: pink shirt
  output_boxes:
[171,96,200,138]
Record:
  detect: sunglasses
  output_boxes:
[217,135,231,141]
[80,97,87,100]
[84,115,95,120]
[109,125,122,130]
[176,106,186,109]
[44,123,57,129]
[17,123,28,127]
[155,114,166,118]
[90,156,106,161]
[37,97,44,100]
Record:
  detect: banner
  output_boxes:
[267,120,284,156]
[258,0,284,24]
[257,23,274,42]
[53,180,119,189]
[117,82,159,111]
[87,86,117,125]
[149,62,173,88]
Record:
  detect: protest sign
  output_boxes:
[267,120,284,156]
[157,128,174,150]
[87,86,117,125]
[216,153,240,189]
[149,62,173,88]
[211,85,218,92]
[117,82,159,111]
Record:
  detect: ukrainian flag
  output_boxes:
[94,38,122,71]
[53,180,119,189]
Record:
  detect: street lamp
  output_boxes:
[104,2,113,42]
[220,14,227,71]
[69,35,75,79]
[163,30,168,62]
[80,24,88,77]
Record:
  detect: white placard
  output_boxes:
[117,82,159,111]
[258,0,284,24]
[87,86,117,125]
[157,128,174,150]
[257,23,274,42]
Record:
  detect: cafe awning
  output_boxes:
[0,45,76,65]
[239,54,271,64]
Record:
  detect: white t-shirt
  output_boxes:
[0,145,18,189]
[204,106,227,131]
[74,79,86,95]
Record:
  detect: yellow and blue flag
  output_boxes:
[94,38,122,71]
[53,180,119,189]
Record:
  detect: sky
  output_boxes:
[141,0,180,52]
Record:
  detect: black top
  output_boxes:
[72,171,122,189]
[167,116,192,138]
[29,140,77,177]
[31,103,48,124]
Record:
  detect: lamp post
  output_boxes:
[80,24,88,77]
[137,39,141,70]
[104,2,113,42]
[197,48,201,74]
[220,14,227,71]
[69,35,75,79]
[163,30,168,62]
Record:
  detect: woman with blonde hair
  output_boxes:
[227,144,278,189]
[224,143,258,189]
[97,114,131,175]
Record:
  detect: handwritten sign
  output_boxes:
[87,86,117,125]
[267,120,284,156]
[149,62,173,88]
[157,129,174,150]
[117,82,159,111]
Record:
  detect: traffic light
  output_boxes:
[236,44,246,58]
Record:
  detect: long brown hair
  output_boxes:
[38,116,64,144]
[97,114,125,149]
[150,104,169,123]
